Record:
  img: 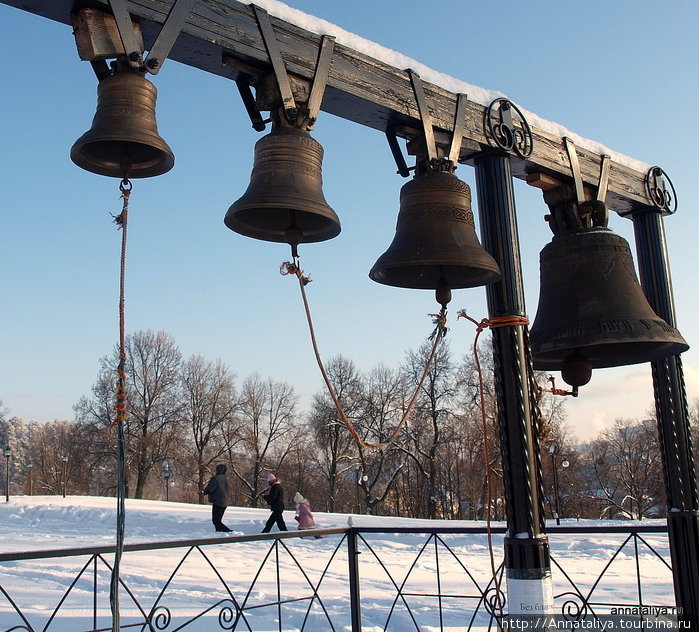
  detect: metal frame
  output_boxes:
[0,525,674,632]
[1,0,694,624]
[0,0,664,214]
[107,0,195,73]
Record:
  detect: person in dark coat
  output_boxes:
[261,473,287,533]
[202,463,232,532]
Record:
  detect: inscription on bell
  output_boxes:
[599,320,632,334]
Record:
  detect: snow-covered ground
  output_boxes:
[0,496,673,631]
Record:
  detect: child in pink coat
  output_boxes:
[293,492,322,538]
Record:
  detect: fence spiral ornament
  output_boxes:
[558,591,592,621]
[218,601,242,630]
[483,584,507,616]
[149,605,172,630]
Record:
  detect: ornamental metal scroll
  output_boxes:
[485,98,533,158]
[645,166,677,214]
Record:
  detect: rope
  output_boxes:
[110,177,131,632]
[457,310,530,621]
[281,259,447,451]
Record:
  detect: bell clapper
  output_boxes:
[284,210,304,261]
[560,348,592,389]
[435,273,452,311]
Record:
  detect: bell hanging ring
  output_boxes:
[71,66,174,178]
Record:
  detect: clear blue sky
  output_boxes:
[1,0,697,441]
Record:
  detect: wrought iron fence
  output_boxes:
[0,524,672,632]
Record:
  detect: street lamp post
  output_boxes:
[27,462,33,496]
[549,444,569,525]
[4,446,10,503]
[162,460,172,501]
[61,456,68,498]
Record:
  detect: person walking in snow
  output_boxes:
[202,463,232,532]
[261,473,287,533]
[294,492,322,539]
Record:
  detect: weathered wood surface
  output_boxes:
[2,0,654,215]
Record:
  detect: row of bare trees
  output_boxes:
[1,329,695,520]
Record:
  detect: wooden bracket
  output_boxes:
[72,0,193,75]
[73,8,144,63]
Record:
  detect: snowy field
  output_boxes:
[0,496,674,631]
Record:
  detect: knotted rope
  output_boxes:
[109,177,131,632]
[281,259,447,450]
[458,310,530,621]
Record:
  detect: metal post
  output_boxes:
[62,456,68,498]
[162,460,172,501]
[4,447,10,503]
[549,445,561,526]
[347,527,362,631]
[631,206,699,626]
[474,152,552,614]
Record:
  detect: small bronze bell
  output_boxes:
[224,125,340,246]
[369,170,500,295]
[530,226,688,384]
[71,67,174,178]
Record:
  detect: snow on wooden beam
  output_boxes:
[2,0,657,215]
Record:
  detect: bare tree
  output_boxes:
[584,418,663,519]
[179,355,241,501]
[400,340,457,519]
[75,329,182,498]
[230,374,300,506]
[351,364,408,515]
[308,355,363,512]
[124,330,182,498]
[453,339,505,520]
[10,419,92,495]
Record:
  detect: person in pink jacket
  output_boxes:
[293,492,322,538]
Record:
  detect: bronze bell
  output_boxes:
[369,170,500,298]
[224,125,340,246]
[529,226,688,385]
[71,67,174,178]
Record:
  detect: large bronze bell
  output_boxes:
[71,67,174,178]
[530,226,688,385]
[224,125,340,246]
[369,170,500,296]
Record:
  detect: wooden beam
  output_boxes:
[2,0,655,215]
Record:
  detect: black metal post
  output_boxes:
[162,460,172,501]
[347,527,362,631]
[549,446,561,526]
[474,152,552,613]
[631,207,699,626]
[62,457,68,498]
[4,448,9,503]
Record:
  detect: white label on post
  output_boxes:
[506,576,554,615]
